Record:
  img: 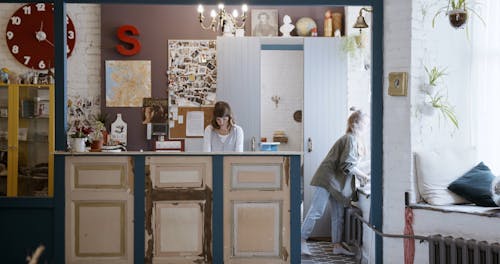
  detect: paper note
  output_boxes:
[186,111,204,137]
[178,115,184,124]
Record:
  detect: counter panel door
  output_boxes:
[146,156,212,264]
[65,156,134,264]
[223,156,290,264]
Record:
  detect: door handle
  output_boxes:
[307,137,312,153]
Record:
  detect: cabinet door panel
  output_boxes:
[232,201,281,257]
[75,201,125,257]
[149,156,210,189]
[74,164,126,189]
[66,156,134,264]
[146,156,212,264]
[231,164,282,190]
[154,201,204,257]
[224,156,290,264]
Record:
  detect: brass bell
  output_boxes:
[353,14,369,29]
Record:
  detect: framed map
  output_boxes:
[105,60,151,107]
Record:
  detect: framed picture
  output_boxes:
[36,100,50,117]
[251,9,278,37]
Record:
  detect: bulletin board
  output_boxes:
[169,107,213,139]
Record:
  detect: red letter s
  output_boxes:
[116,25,141,56]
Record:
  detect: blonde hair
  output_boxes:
[346,107,368,135]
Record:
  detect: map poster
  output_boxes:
[105,60,151,107]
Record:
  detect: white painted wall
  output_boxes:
[260,50,303,151]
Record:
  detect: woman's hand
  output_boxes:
[352,167,370,187]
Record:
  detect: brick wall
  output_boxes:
[0,3,101,129]
[383,0,412,263]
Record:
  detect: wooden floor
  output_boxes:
[301,240,357,264]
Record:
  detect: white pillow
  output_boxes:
[414,147,477,205]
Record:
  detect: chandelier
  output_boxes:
[197,3,248,36]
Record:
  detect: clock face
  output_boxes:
[5,3,76,70]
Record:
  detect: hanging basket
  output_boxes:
[447,9,468,29]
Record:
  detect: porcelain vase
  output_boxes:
[71,138,87,152]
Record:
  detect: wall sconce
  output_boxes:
[197,3,248,36]
[353,7,373,33]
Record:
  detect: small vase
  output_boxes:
[71,138,87,152]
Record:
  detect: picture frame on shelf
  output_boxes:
[251,9,278,37]
[36,100,50,117]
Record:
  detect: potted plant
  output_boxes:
[421,66,459,128]
[93,112,109,145]
[89,120,105,151]
[432,0,484,29]
[424,65,447,93]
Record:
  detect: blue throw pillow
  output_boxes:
[448,162,497,207]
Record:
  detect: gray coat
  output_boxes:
[310,133,361,206]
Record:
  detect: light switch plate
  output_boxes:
[388,72,408,96]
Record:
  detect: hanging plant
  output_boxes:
[421,66,459,128]
[432,0,485,29]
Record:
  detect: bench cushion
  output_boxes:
[414,147,477,205]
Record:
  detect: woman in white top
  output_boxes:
[203,101,244,152]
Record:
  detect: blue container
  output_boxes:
[259,142,280,151]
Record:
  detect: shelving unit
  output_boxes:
[0,84,54,197]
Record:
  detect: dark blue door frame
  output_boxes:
[0,0,383,263]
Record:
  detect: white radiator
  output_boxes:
[429,235,500,264]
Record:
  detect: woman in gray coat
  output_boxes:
[301,108,370,256]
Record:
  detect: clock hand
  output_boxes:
[44,39,55,47]
[40,21,43,32]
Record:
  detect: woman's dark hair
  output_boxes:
[211,101,235,130]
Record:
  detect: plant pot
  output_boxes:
[71,138,87,152]
[90,139,103,152]
[447,9,467,29]
[422,83,437,96]
[420,103,436,116]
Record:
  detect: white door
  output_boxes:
[303,38,347,237]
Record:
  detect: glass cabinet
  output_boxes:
[0,84,54,197]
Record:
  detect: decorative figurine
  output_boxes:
[0,68,10,84]
[324,10,333,37]
[279,15,295,37]
[332,12,343,37]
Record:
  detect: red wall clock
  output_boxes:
[5,3,76,70]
